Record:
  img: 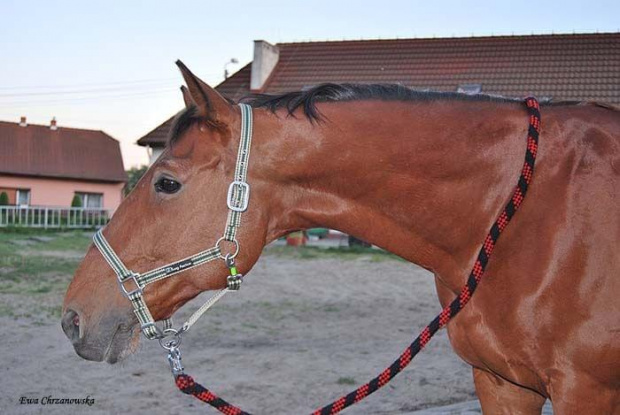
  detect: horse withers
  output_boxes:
[62,61,620,414]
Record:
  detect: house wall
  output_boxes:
[148,147,164,165]
[0,175,125,211]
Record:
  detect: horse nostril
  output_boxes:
[61,309,81,344]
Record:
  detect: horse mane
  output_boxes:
[169,83,584,144]
[241,83,582,122]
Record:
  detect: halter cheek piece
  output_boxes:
[93,103,254,341]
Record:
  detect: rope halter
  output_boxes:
[93,103,254,341]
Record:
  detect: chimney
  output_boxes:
[50,117,58,130]
[19,116,27,127]
[251,40,279,91]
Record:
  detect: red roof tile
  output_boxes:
[0,121,127,182]
[266,33,619,100]
[138,32,620,147]
[217,63,252,101]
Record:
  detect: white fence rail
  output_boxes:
[0,206,111,229]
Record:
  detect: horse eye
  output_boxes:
[155,177,181,194]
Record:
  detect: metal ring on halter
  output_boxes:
[158,328,182,350]
[224,253,235,268]
[215,237,240,260]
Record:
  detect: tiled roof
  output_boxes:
[0,121,127,182]
[267,33,619,100]
[217,62,252,101]
[137,32,620,147]
[136,116,175,148]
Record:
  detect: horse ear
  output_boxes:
[180,86,194,108]
[176,60,232,124]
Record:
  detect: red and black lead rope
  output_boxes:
[174,97,542,415]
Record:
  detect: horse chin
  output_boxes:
[68,323,137,364]
[102,324,141,364]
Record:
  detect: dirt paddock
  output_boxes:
[1,233,481,414]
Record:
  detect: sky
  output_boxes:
[1,0,618,168]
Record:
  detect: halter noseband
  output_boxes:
[93,103,254,340]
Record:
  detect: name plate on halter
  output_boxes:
[164,258,195,275]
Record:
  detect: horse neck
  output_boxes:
[254,99,529,282]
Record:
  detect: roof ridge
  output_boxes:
[135,114,176,145]
[276,31,620,46]
[0,120,122,144]
[0,119,104,134]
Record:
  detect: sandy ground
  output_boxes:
[1,248,480,415]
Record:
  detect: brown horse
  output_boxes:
[62,62,620,414]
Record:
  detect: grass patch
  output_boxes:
[0,230,92,323]
[41,305,63,319]
[0,304,15,317]
[337,377,357,385]
[0,229,91,251]
[0,257,82,284]
[0,227,78,236]
[0,230,90,285]
[43,232,93,252]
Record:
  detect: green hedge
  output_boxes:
[71,195,82,208]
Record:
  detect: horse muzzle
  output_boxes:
[61,307,138,364]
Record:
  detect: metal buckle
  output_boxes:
[140,321,156,331]
[158,328,182,350]
[118,272,142,298]
[158,328,185,376]
[140,321,163,338]
[227,181,250,212]
[227,274,243,290]
[225,254,243,291]
[167,346,184,376]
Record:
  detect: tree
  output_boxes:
[348,235,371,248]
[0,192,8,206]
[125,165,149,196]
[71,194,82,208]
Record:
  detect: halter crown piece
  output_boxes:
[93,103,254,341]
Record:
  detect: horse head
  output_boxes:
[62,62,276,362]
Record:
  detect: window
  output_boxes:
[75,192,103,208]
[16,189,30,206]
[457,84,482,95]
